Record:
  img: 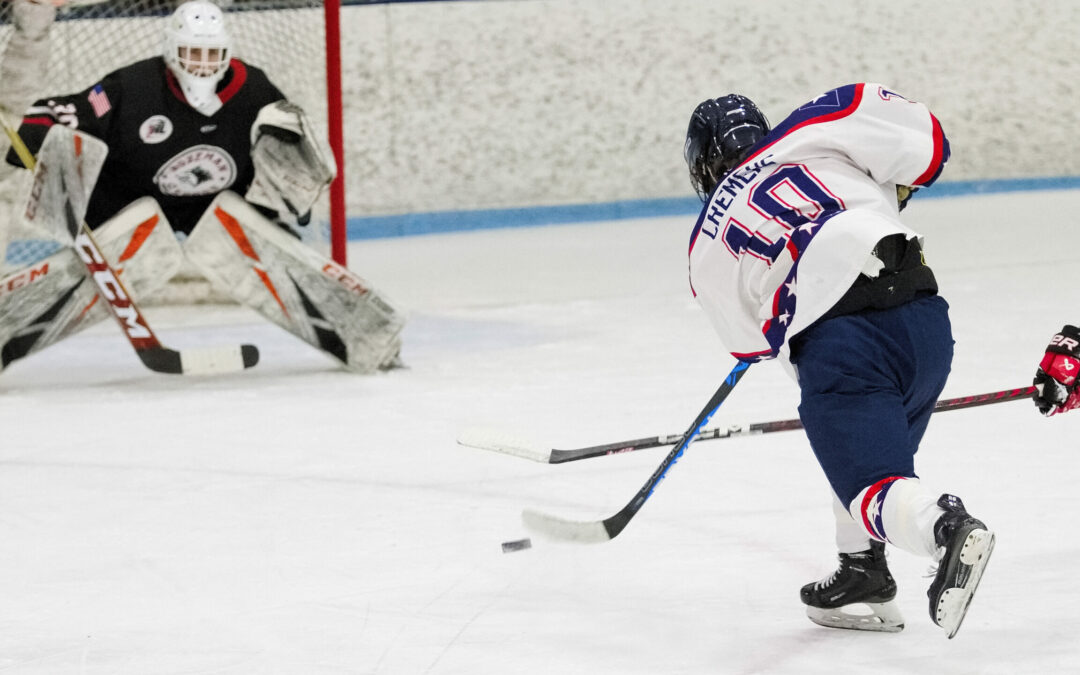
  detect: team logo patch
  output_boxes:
[139,115,174,144]
[154,145,237,196]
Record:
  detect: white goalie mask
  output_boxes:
[163,1,232,112]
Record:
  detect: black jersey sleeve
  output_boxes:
[4,70,122,169]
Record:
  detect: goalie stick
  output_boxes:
[520,360,751,544]
[458,385,1037,464]
[1,110,258,375]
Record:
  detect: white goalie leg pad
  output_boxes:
[92,197,185,297]
[0,197,183,371]
[0,248,100,371]
[850,477,944,558]
[185,191,405,373]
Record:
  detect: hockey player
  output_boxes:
[1032,325,1080,415]
[0,0,403,373]
[683,84,994,638]
[6,0,303,237]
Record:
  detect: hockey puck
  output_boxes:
[501,538,532,553]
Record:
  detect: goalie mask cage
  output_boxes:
[0,0,347,265]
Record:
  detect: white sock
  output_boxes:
[832,492,872,554]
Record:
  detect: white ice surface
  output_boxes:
[2,190,1079,673]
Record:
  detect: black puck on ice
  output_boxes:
[501,538,532,553]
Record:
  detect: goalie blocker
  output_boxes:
[186,191,405,373]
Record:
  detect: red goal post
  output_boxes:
[0,0,348,264]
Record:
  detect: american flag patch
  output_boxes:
[87,84,112,118]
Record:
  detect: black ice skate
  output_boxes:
[927,494,995,639]
[800,540,904,633]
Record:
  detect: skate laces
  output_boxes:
[814,568,841,590]
[814,551,871,590]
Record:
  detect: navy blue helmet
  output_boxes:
[684,94,770,201]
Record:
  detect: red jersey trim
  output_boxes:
[217,59,247,105]
[164,59,246,107]
[913,113,946,186]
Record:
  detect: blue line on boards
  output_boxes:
[346,175,1080,241]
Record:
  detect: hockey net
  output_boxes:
[0,0,345,304]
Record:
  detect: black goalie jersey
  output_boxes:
[6,56,285,235]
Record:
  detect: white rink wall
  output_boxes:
[340,0,1080,217]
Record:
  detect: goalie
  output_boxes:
[1,0,404,373]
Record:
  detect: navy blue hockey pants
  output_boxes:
[789,294,954,508]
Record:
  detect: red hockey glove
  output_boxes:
[1033,325,1080,416]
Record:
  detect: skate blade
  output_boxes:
[806,601,905,633]
[936,529,995,639]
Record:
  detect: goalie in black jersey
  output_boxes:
[0,1,404,374]
[6,0,316,238]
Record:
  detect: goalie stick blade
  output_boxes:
[456,428,553,463]
[521,508,614,544]
[138,344,259,375]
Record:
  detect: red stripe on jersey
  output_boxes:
[165,69,186,104]
[163,62,247,107]
[913,114,946,186]
[740,83,866,169]
[217,59,247,105]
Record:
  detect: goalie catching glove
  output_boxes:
[245,100,336,239]
[1033,324,1080,416]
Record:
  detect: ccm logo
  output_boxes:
[73,231,152,340]
[322,262,370,296]
[24,163,48,222]
[0,261,50,299]
[1051,335,1080,351]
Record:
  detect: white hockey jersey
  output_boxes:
[688,83,950,363]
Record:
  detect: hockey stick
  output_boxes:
[460,385,1037,464]
[1,110,259,375]
[521,360,751,544]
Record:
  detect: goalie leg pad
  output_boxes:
[185,191,405,373]
[0,197,183,371]
[0,250,99,371]
[92,197,184,299]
